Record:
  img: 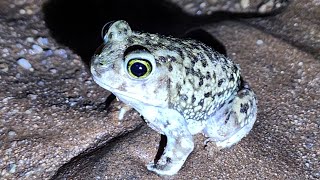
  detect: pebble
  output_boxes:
[256,39,264,45]
[19,9,26,14]
[26,37,34,43]
[37,37,49,47]
[28,94,38,100]
[8,131,17,137]
[44,49,53,57]
[50,68,57,73]
[17,49,27,56]
[0,63,9,72]
[200,2,207,9]
[240,0,250,9]
[7,163,16,173]
[37,81,45,86]
[258,0,274,13]
[54,49,68,59]
[16,43,23,49]
[17,58,32,70]
[32,44,43,54]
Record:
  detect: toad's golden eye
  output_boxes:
[127,59,152,79]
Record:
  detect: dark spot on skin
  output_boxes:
[211,71,216,81]
[164,121,170,128]
[199,78,203,86]
[177,49,184,59]
[238,89,250,98]
[168,55,177,62]
[185,67,192,75]
[159,56,166,62]
[198,99,204,106]
[183,80,186,84]
[201,59,208,67]
[193,56,200,63]
[229,75,235,82]
[206,72,211,80]
[218,79,224,87]
[118,82,127,91]
[228,99,233,104]
[168,64,173,72]
[127,38,134,44]
[192,95,196,103]
[225,113,231,124]
[219,102,225,109]
[181,94,188,101]
[176,84,182,92]
[166,157,172,163]
[232,64,238,72]
[144,39,151,46]
[204,92,211,98]
[240,103,249,114]
[123,28,128,34]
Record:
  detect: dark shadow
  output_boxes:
[42,0,287,66]
[183,28,227,56]
[154,134,167,163]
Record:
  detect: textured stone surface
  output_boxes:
[0,0,319,179]
[172,0,288,15]
[243,0,320,59]
[0,1,143,179]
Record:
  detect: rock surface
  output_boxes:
[0,0,319,179]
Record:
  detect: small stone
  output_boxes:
[8,131,17,137]
[16,43,23,49]
[54,49,68,59]
[44,49,53,57]
[200,2,207,9]
[26,37,34,43]
[37,81,45,86]
[28,94,38,100]
[17,49,27,56]
[0,63,9,72]
[37,37,49,46]
[240,0,250,9]
[50,68,57,73]
[32,44,43,54]
[19,9,26,14]
[17,58,32,70]
[256,39,264,45]
[26,9,33,15]
[298,62,303,66]
[15,73,21,78]
[7,163,16,173]
[258,0,274,13]
[2,48,9,53]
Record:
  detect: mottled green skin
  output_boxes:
[91,20,257,176]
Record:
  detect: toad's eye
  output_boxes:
[127,59,152,79]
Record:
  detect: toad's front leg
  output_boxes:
[147,112,194,176]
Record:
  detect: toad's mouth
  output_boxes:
[91,75,151,107]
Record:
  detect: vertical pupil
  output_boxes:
[131,62,147,77]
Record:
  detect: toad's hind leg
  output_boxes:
[203,82,257,149]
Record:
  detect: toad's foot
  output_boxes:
[147,115,194,176]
